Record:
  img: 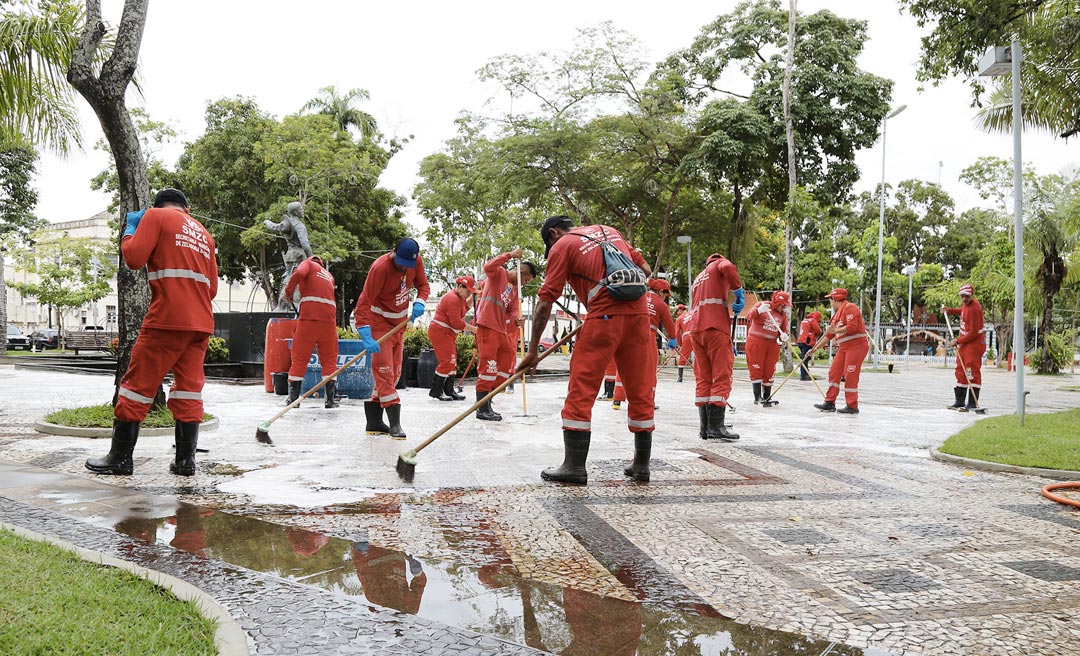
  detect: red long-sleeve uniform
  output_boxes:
[944,299,986,388]
[428,291,470,377]
[612,290,674,404]
[353,252,430,407]
[475,252,521,393]
[798,316,823,347]
[115,208,218,423]
[676,311,694,366]
[538,224,655,434]
[285,257,338,381]
[690,256,742,407]
[824,301,869,408]
[744,301,787,387]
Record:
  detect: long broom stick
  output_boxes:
[942,309,986,414]
[762,314,826,401]
[762,332,831,404]
[255,319,409,443]
[396,322,583,482]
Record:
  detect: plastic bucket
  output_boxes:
[298,339,374,400]
[416,349,437,389]
[271,372,289,395]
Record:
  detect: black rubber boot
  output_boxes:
[444,376,465,401]
[385,404,406,439]
[364,401,391,435]
[170,421,199,476]
[677,367,684,383]
[324,380,339,409]
[837,405,860,414]
[948,386,966,410]
[475,390,502,421]
[599,381,615,400]
[85,420,140,475]
[429,374,452,401]
[962,387,980,412]
[623,431,652,482]
[698,405,708,440]
[753,382,762,405]
[541,430,590,485]
[706,404,740,441]
[285,380,302,406]
[762,385,775,405]
[814,400,837,412]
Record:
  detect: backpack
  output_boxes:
[580,228,648,302]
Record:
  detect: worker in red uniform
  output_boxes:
[943,283,986,411]
[283,255,339,408]
[814,288,869,414]
[797,311,824,381]
[353,238,430,439]
[86,189,218,477]
[690,254,745,441]
[474,249,535,421]
[518,216,653,484]
[745,291,792,405]
[675,305,693,383]
[612,278,676,410]
[427,276,476,401]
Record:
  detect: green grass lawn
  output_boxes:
[0,529,217,655]
[44,404,213,429]
[938,408,1080,471]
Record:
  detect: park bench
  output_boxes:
[64,332,117,355]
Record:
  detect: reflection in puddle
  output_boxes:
[112,504,887,655]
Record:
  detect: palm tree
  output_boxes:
[1025,182,1077,373]
[301,85,378,140]
[0,0,84,154]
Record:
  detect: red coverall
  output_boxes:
[115,208,218,423]
[944,299,986,389]
[744,301,786,386]
[824,302,870,408]
[690,256,742,407]
[285,257,338,381]
[353,252,430,407]
[538,225,655,433]
[614,290,674,403]
[798,316,823,348]
[428,291,469,377]
[676,311,694,366]
[475,252,519,394]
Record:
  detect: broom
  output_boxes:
[254,319,409,443]
[396,322,583,482]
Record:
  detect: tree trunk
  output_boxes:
[0,250,7,353]
[727,181,743,260]
[68,0,159,406]
[780,0,798,372]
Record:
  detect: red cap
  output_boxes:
[825,288,848,301]
[770,291,792,308]
[958,283,974,297]
[809,311,822,321]
[456,275,477,294]
[648,278,671,292]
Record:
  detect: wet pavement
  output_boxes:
[1,359,1079,655]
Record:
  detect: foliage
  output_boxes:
[301,85,377,140]
[90,107,179,213]
[12,232,115,331]
[43,403,212,429]
[0,145,44,352]
[455,331,477,377]
[0,528,218,656]
[403,326,432,357]
[1034,329,1075,375]
[107,337,118,357]
[204,336,230,363]
[939,408,1080,470]
[337,326,359,340]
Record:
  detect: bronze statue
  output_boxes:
[264,201,314,311]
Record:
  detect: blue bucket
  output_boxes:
[288,339,374,400]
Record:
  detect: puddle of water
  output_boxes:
[106,502,891,655]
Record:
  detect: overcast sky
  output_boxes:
[34,0,1076,230]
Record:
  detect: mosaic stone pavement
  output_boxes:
[1,362,1079,655]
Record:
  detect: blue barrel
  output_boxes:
[289,339,374,400]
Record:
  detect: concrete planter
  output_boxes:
[34,417,219,438]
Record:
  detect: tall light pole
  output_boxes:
[873,104,907,369]
[902,264,916,357]
[979,43,1025,417]
[677,235,692,300]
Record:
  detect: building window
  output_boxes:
[106,305,116,325]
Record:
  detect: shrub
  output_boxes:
[455,332,477,376]
[403,326,432,357]
[1035,330,1075,375]
[204,336,230,363]
[107,338,119,358]
[338,326,359,340]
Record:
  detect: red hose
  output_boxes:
[1041,482,1080,509]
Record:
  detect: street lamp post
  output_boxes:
[979,42,1025,417]
[677,235,692,300]
[902,264,916,357]
[873,104,907,369]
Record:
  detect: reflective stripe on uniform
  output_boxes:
[842,387,858,393]
[287,375,304,382]
[481,295,505,308]
[587,284,604,301]
[627,418,654,430]
[478,374,497,382]
[748,328,779,340]
[709,396,726,403]
[496,372,510,379]
[695,396,711,403]
[749,377,762,384]
[562,419,591,430]
[836,333,866,344]
[371,305,408,319]
[828,382,841,389]
[147,268,211,286]
[118,387,154,404]
[300,296,336,306]
[432,319,460,334]
[698,298,728,306]
[169,390,203,400]
[379,392,399,403]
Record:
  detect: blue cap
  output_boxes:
[393,238,419,269]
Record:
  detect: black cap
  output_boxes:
[153,188,189,208]
[541,215,573,257]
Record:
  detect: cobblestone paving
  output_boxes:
[1,361,1079,655]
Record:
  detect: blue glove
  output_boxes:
[358,325,380,354]
[123,209,146,237]
[667,338,678,349]
[410,300,425,322]
[731,288,745,315]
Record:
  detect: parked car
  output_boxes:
[81,325,106,331]
[30,328,60,350]
[5,325,30,351]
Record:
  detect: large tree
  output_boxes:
[301,85,378,140]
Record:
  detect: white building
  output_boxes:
[3,210,272,332]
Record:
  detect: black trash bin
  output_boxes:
[417,348,437,389]
[272,371,289,395]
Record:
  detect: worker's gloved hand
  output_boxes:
[731,288,745,315]
[123,209,146,237]
[778,332,790,343]
[358,325,380,354]
[410,300,425,322]
[667,338,678,349]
